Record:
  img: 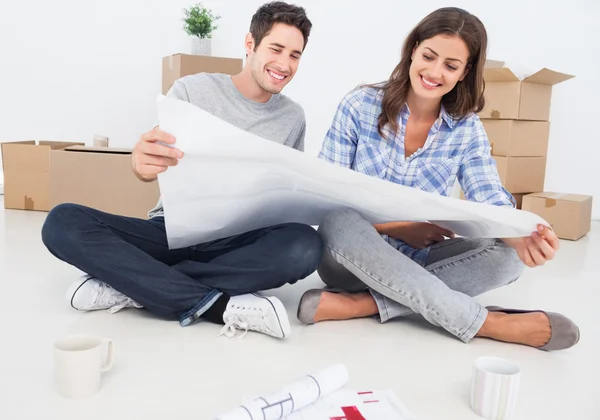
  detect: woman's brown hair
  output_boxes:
[375,7,488,137]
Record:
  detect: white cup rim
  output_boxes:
[54,334,103,352]
[474,356,520,376]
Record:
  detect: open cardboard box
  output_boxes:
[478,60,574,121]
[49,146,160,219]
[1,140,84,211]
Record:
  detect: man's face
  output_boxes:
[247,23,305,94]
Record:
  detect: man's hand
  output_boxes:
[502,224,559,268]
[374,221,455,249]
[132,127,183,182]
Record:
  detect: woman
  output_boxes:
[297,7,579,351]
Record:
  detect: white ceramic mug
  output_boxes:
[54,334,115,399]
[470,356,520,419]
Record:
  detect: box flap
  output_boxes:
[483,67,520,82]
[63,145,132,155]
[484,59,505,69]
[1,140,36,146]
[523,68,575,85]
[39,141,84,150]
[528,192,592,203]
[1,143,52,172]
[1,141,36,170]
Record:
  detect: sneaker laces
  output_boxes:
[218,307,273,339]
[93,281,141,314]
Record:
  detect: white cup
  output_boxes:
[470,356,520,420]
[54,334,115,399]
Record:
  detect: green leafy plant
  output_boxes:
[182,3,221,39]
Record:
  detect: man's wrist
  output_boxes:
[131,155,152,182]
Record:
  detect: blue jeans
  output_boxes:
[41,203,323,326]
[317,209,525,343]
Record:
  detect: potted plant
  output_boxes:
[182,3,220,56]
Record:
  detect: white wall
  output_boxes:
[1,0,598,217]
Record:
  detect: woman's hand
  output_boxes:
[502,224,559,267]
[374,221,455,249]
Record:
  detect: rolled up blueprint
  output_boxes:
[215,364,349,420]
[156,95,549,250]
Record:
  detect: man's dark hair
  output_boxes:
[249,2,312,50]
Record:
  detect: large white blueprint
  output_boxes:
[156,95,548,249]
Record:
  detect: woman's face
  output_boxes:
[409,34,470,101]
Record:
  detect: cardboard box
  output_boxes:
[1,140,84,211]
[49,146,160,219]
[494,156,546,193]
[483,120,550,157]
[162,53,243,94]
[522,192,593,240]
[478,61,574,121]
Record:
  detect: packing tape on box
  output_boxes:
[544,193,567,208]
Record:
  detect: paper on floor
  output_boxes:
[215,363,349,420]
[156,95,548,249]
[214,364,416,420]
[286,389,417,420]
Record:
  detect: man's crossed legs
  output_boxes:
[41,203,323,339]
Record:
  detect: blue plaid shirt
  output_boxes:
[318,86,514,265]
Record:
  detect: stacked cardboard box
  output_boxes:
[478,60,574,207]
[468,61,592,240]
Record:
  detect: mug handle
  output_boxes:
[101,338,115,373]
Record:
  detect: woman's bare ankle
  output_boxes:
[476,310,551,348]
[313,291,378,322]
[476,311,505,338]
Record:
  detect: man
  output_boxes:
[41,1,322,340]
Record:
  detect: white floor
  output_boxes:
[0,198,598,420]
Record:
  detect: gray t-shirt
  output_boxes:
[148,73,306,218]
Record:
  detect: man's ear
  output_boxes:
[244,32,255,56]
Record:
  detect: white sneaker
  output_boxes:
[65,275,143,314]
[219,293,292,339]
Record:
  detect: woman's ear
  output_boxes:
[411,42,419,60]
[459,63,471,81]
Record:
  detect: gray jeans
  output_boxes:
[317,209,525,343]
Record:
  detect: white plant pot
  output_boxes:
[191,37,211,56]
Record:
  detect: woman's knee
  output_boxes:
[493,241,526,286]
[317,248,366,293]
[318,208,364,248]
